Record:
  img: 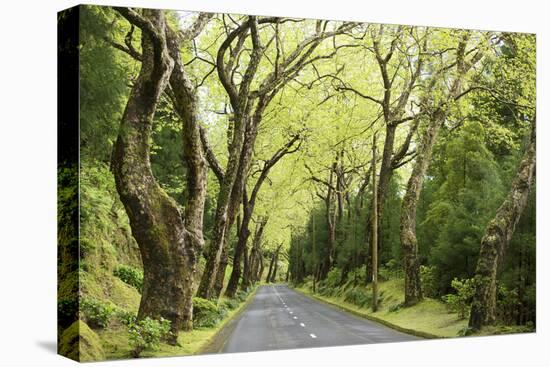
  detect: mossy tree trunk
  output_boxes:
[165,13,212,330]
[111,8,211,339]
[469,127,536,330]
[110,8,185,342]
[400,114,441,306]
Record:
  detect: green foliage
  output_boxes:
[234,289,251,303]
[223,298,240,310]
[127,317,171,358]
[113,265,144,292]
[442,278,476,319]
[80,298,115,329]
[318,268,343,296]
[420,265,438,298]
[192,297,228,328]
[115,309,138,327]
[79,5,134,162]
[423,121,504,293]
[343,287,372,308]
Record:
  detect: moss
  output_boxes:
[475,323,535,336]
[80,270,141,311]
[59,320,105,362]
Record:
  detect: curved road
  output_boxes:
[219,285,418,353]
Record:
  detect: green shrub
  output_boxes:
[235,289,249,303]
[442,278,476,319]
[497,285,520,324]
[223,298,240,310]
[420,265,438,298]
[115,309,137,327]
[342,269,363,289]
[192,297,228,328]
[80,298,115,329]
[318,268,341,297]
[344,286,372,308]
[113,265,143,292]
[128,317,171,357]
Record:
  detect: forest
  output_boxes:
[57,5,536,361]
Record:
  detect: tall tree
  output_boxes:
[110,8,181,342]
[469,123,536,330]
[400,32,486,306]
[109,8,212,335]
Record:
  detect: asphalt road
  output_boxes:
[220,284,418,353]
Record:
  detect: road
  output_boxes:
[220,284,418,353]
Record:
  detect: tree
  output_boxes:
[110,7,210,340]
[400,31,486,306]
[468,125,535,330]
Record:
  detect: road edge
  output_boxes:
[196,285,260,354]
[292,287,440,339]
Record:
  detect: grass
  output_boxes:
[98,286,258,360]
[295,278,467,338]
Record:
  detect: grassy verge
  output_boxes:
[294,279,467,338]
[98,286,258,360]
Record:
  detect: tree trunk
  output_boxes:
[241,246,250,288]
[371,133,379,312]
[257,252,265,283]
[400,34,483,307]
[196,112,246,299]
[228,214,266,295]
[321,166,337,279]
[365,123,397,283]
[225,195,253,297]
[266,252,275,283]
[270,250,280,283]
[165,25,208,330]
[111,9,190,343]
[469,129,536,330]
[400,111,445,306]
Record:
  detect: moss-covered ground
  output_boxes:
[294,279,531,339]
[98,287,257,360]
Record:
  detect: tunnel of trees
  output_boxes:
[59,6,536,358]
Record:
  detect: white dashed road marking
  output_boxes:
[310,333,317,338]
[293,316,298,319]
[300,323,305,327]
